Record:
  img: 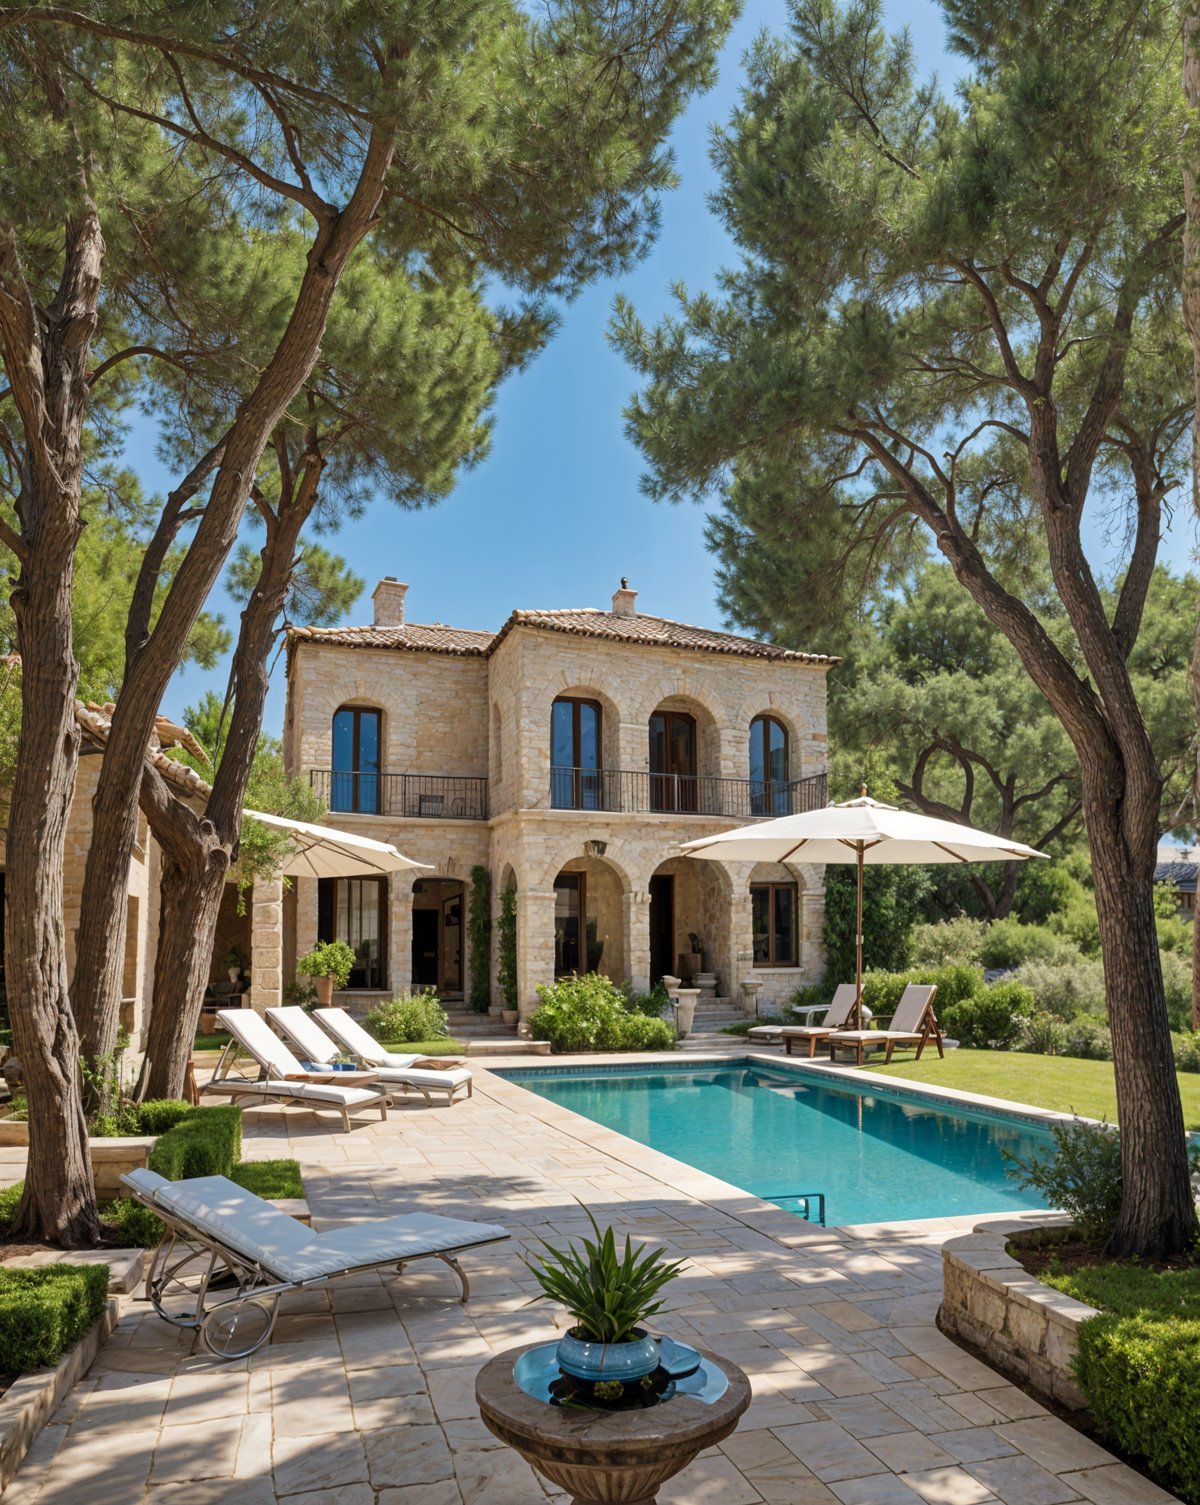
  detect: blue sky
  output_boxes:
[143,0,1194,735]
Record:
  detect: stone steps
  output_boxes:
[443,1012,518,1039]
[463,1039,551,1057]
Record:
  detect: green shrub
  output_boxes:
[105,1197,166,1247]
[1011,860,1076,924]
[860,964,984,1019]
[1041,1263,1200,1505]
[1049,894,1102,957]
[1062,1015,1113,1061]
[0,1265,110,1373]
[978,919,1062,970]
[1014,956,1106,1019]
[295,939,356,987]
[530,974,626,1052]
[148,1105,242,1181]
[1159,949,1192,1033]
[364,990,448,1043]
[0,1181,22,1233]
[89,1107,143,1138]
[1156,914,1192,956]
[909,917,986,969]
[1020,1011,1069,1056]
[721,1020,755,1036]
[1174,1033,1200,1073]
[617,1014,675,1051]
[824,864,931,984]
[620,981,670,1018]
[134,1100,197,1135]
[942,981,1032,1050]
[787,980,837,1012]
[1004,1117,1123,1244]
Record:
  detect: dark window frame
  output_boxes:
[316,875,388,989]
[751,882,798,967]
[749,714,789,816]
[551,696,603,810]
[553,871,588,976]
[331,705,382,814]
[649,709,698,812]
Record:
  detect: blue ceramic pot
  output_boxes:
[556,1329,660,1383]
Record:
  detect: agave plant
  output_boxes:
[526,1206,686,1344]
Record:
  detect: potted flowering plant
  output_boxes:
[296,940,356,1005]
[526,1207,685,1406]
[224,947,244,985]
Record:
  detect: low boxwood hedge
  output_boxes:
[147,1104,241,1180]
[1043,1262,1200,1504]
[0,1264,110,1374]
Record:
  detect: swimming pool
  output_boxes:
[500,1059,1054,1228]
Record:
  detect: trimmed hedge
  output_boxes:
[1043,1262,1200,1505]
[147,1105,241,1181]
[0,1264,110,1374]
[530,974,677,1053]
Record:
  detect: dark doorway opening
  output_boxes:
[649,873,675,985]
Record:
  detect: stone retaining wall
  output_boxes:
[939,1218,1095,1411]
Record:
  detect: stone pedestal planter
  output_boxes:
[739,978,762,1017]
[476,1343,751,1505]
[672,989,699,1039]
[0,1125,153,1197]
[939,1217,1090,1411]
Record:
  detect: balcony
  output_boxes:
[310,769,489,821]
[549,767,827,818]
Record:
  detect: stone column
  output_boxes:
[623,887,652,994]
[389,875,412,998]
[801,879,827,980]
[294,877,318,974]
[516,888,556,1029]
[250,876,284,1014]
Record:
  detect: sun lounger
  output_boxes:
[776,984,861,1056]
[122,1167,509,1359]
[203,1008,391,1130]
[315,1007,473,1103]
[268,1005,473,1106]
[825,983,942,1067]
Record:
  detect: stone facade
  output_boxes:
[282,582,836,1022]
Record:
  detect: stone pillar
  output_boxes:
[389,875,412,998]
[516,888,556,1028]
[294,877,318,974]
[801,879,827,980]
[250,876,284,1014]
[623,887,652,994]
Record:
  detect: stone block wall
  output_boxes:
[940,1220,1093,1412]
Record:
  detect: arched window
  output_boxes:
[649,710,697,812]
[551,697,602,809]
[331,705,381,813]
[749,715,789,816]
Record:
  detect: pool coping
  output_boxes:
[478,1050,1065,1245]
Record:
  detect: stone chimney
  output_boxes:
[611,577,637,618]
[372,578,408,627]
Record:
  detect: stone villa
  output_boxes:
[279,579,836,1027]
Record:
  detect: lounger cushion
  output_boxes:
[146,1175,507,1283]
[778,1025,836,1037]
[378,1066,472,1090]
[204,1078,383,1107]
[123,1168,172,1199]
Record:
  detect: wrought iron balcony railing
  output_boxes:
[310,769,488,821]
[548,766,827,818]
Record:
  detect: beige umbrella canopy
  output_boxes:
[243,811,431,880]
[679,792,1048,1028]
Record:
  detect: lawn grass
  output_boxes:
[863,1049,1200,1129]
[228,1158,304,1199]
[193,1032,231,1051]
[371,1037,467,1055]
[1041,1258,1200,1316]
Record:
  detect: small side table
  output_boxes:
[476,1343,751,1505]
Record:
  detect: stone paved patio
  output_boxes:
[2,1053,1181,1504]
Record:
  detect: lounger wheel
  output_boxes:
[201,1294,280,1359]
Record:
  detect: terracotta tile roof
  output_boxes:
[75,702,213,800]
[287,610,836,665]
[287,622,494,655]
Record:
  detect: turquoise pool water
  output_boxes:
[501,1059,1054,1228]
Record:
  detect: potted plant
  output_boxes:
[224,947,244,985]
[526,1208,685,1407]
[296,940,356,1006]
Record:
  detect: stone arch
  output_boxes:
[549,851,629,984]
[646,690,723,791]
[534,835,636,896]
[648,854,735,991]
[328,698,387,813]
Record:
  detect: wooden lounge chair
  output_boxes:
[315,1007,474,1103]
[268,1005,473,1106]
[776,984,860,1056]
[122,1168,509,1359]
[825,984,942,1068]
[202,1008,391,1131]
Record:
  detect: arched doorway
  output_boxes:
[551,857,626,982]
[411,878,465,999]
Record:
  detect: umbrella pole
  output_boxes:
[855,846,864,1030]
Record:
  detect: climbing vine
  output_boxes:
[468,864,492,1012]
[498,884,518,1011]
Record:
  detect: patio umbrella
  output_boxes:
[678,791,1048,1028]
[242,810,431,880]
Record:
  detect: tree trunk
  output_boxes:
[1185,10,1200,1037]
[1082,768,1197,1259]
[140,851,227,1101]
[0,208,105,1245]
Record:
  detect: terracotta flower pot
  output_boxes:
[314,975,335,1006]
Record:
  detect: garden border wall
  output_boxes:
[939,1216,1094,1411]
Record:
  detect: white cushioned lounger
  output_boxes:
[202,1008,391,1130]
[314,1007,473,1103]
[122,1168,509,1359]
[267,1006,472,1106]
